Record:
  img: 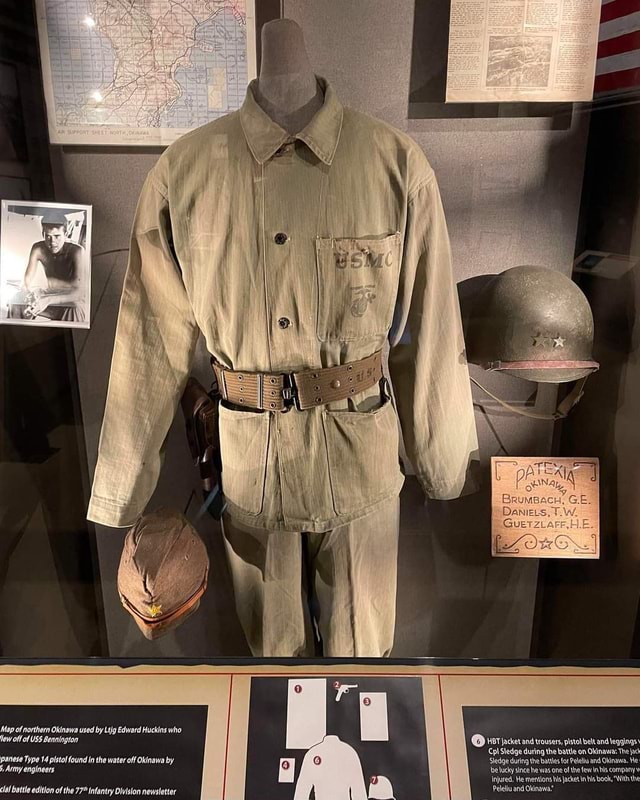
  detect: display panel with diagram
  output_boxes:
[245,675,430,798]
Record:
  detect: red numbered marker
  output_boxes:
[333,680,341,689]
[371,776,378,784]
[363,697,371,706]
[294,684,302,694]
[314,756,322,765]
[282,761,290,770]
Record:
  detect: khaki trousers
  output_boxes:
[222,494,399,657]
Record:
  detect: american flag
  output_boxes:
[595,0,640,95]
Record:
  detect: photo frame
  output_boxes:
[0,199,92,329]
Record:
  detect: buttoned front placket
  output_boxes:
[258,135,335,527]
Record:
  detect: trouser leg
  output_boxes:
[221,512,314,657]
[309,494,400,657]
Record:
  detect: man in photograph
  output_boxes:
[16,209,86,322]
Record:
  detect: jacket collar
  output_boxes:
[239,75,343,165]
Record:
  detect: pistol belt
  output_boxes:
[211,350,383,412]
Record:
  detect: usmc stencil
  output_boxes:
[315,232,400,341]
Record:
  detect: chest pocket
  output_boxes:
[315,232,401,341]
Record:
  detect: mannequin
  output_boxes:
[88,16,480,659]
[254,19,323,134]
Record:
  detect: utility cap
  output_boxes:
[40,209,69,227]
[118,509,209,640]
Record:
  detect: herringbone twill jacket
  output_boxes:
[87,77,479,532]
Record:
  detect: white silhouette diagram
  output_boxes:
[368,774,396,799]
[286,678,327,749]
[278,757,296,783]
[334,680,359,702]
[360,693,389,741]
[293,734,367,800]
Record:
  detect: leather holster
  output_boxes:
[180,377,220,493]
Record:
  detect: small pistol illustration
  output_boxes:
[334,682,358,702]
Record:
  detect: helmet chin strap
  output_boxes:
[469,375,589,420]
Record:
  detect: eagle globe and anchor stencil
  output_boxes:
[351,285,377,318]
[243,675,430,799]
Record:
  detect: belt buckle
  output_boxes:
[281,373,300,412]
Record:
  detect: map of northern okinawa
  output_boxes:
[36,0,256,145]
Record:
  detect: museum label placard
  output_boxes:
[491,456,599,558]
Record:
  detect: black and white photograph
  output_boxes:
[0,199,91,328]
[486,35,553,89]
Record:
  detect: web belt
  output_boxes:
[211,350,383,411]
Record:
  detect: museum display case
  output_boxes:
[0,0,638,666]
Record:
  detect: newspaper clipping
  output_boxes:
[446,0,601,102]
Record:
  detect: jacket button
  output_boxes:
[274,232,288,245]
[278,317,291,329]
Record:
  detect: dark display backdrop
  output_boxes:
[245,675,430,799]
[0,705,207,798]
[69,0,591,660]
[465,706,640,799]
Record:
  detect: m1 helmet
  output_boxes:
[465,265,599,383]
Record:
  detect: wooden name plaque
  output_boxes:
[491,457,599,558]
